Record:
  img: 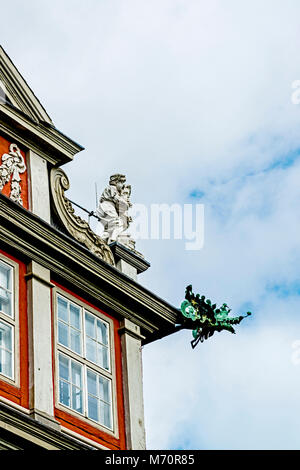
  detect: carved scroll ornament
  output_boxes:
[0,143,26,205]
[50,167,115,266]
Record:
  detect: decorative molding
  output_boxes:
[50,167,115,266]
[110,242,150,274]
[0,105,84,165]
[24,271,55,289]
[0,143,26,205]
[118,321,146,342]
[0,401,95,450]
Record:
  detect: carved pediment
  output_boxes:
[50,167,115,266]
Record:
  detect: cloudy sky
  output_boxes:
[3,0,300,449]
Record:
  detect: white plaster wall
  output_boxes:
[27,150,51,223]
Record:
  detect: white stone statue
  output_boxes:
[0,143,26,205]
[96,174,135,249]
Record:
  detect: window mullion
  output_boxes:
[68,302,71,350]
[97,373,101,425]
[10,324,14,380]
[82,309,86,360]
[68,355,72,409]
[10,264,14,319]
[82,310,87,417]
[0,312,14,326]
[83,364,88,418]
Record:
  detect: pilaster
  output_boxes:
[26,261,59,430]
[119,318,146,450]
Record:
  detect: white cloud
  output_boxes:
[144,296,300,449]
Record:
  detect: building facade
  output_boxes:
[0,47,178,450]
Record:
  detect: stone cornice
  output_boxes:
[24,271,56,289]
[0,193,179,340]
[109,242,150,274]
[0,401,95,450]
[0,104,83,165]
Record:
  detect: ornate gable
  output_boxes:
[0,46,52,124]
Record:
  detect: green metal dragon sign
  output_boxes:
[180,285,251,348]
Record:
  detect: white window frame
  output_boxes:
[0,254,19,386]
[54,288,118,438]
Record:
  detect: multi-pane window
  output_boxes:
[56,294,113,430]
[0,259,15,380]
[58,296,82,355]
[85,312,110,370]
[58,354,83,414]
[0,320,13,378]
[0,261,13,317]
[86,368,112,428]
